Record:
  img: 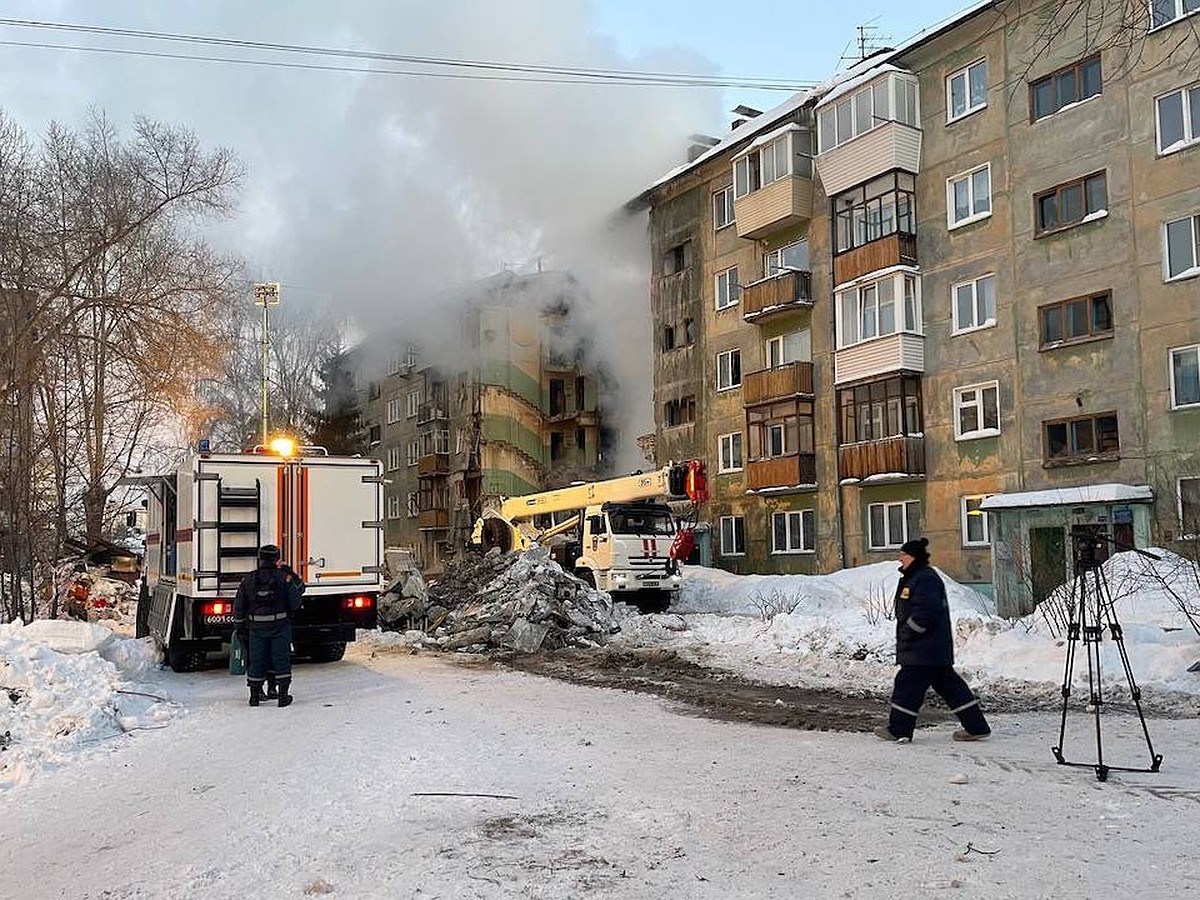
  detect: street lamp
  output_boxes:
[252,282,281,444]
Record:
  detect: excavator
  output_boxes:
[471,461,707,613]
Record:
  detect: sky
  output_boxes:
[0,0,975,458]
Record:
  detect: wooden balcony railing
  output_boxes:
[743,362,814,407]
[418,508,450,529]
[838,435,925,480]
[742,270,813,321]
[833,231,918,286]
[745,453,817,491]
[417,452,450,476]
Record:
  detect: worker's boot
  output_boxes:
[248,683,264,707]
[265,676,278,700]
[277,679,293,708]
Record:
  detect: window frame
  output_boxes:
[946,163,993,230]
[1042,412,1120,463]
[835,270,922,349]
[405,390,421,418]
[386,398,401,424]
[1155,81,1200,155]
[713,185,735,230]
[1029,54,1103,122]
[946,58,988,123]
[716,348,743,391]
[715,266,740,310]
[1170,344,1200,409]
[406,439,420,467]
[951,273,997,334]
[718,432,745,473]
[1163,213,1200,281]
[386,446,402,472]
[1038,291,1114,348]
[867,500,920,550]
[953,381,1001,441]
[817,72,920,153]
[1150,0,1200,31]
[386,494,401,520]
[1034,171,1108,236]
[960,495,992,547]
[764,239,810,277]
[837,375,924,445]
[771,509,816,555]
[833,172,917,255]
[719,515,746,556]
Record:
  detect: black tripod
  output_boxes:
[1051,530,1163,782]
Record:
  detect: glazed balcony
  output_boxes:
[416,403,449,425]
[743,362,814,407]
[834,232,917,286]
[815,119,922,198]
[742,270,813,322]
[745,452,817,491]
[834,333,924,386]
[839,435,925,480]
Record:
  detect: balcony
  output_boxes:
[839,435,925,480]
[742,270,813,322]
[734,174,814,240]
[834,333,924,385]
[743,362,814,407]
[834,232,917,286]
[418,508,450,530]
[815,120,922,198]
[745,453,817,492]
[417,452,449,476]
[416,403,448,425]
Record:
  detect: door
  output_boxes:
[299,459,383,591]
[1029,526,1067,605]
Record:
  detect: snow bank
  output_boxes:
[0,620,177,789]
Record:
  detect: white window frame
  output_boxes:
[835,270,922,349]
[1164,213,1200,281]
[716,348,742,391]
[713,185,735,229]
[386,495,401,520]
[867,500,920,550]
[386,446,402,472]
[386,399,401,424]
[953,381,1001,440]
[719,515,746,556]
[946,58,988,123]
[406,440,420,467]
[1155,82,1200,154]
[947,163,993,229]
[1169,344,1200,409]
[1150,0,1200,32]
[951,273,998,334]
[960,495,992,547]
[405,390,422,418]
[733,133,794,200]
[817,72,920,153]
[718,432,744,473]
[771,509,816,555]
[715,266,740,310]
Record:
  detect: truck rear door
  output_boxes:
[298,457,384,593]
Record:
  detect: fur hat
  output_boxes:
[257,544,281,564]
[899,537,929,561]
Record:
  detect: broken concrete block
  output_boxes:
[505,617,550,653]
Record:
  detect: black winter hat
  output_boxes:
[257,544,281,563]
[899,537,929,560]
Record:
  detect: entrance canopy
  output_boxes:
[980,484,1152,511]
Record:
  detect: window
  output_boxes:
[386,495,401,520]
[717,349,742,391]
[834,172,917,253]
[719,515,746,556]
[747,399,815,464]
[663,241,690,275]
[947,59,987,121]
[406,440,420,466]
[1039,292,1113,347]
[386,399,401,424]
[772,509,816,554]
[766,330,810,368]
[718,432,744,472]
[715,267,740,309]
[961,496,992,547]
[817,72,920,152]
[456,429,466,454]
[953,382,1000,440]
[386,446,402,472]
[1164,213,1200,280]
[1170,345,1200,408]
[764,240,810,276]
[664,396,697,427]
[662,323,676,352]
[952,274,997,333]
[1043,413,1120,461]
[838,376,923,444]
[868,501,920,550]
[1030,55,1102,121]
[836,272,921,348]
[367,424,382,445]
[404,345,418,369]
[733,130,811,199]
[713,186,735,229]
[407,492,420,517]
[947,164,992,228]
[1035,172,1107,235]
[1156,83,1200,153]
[405,390,421,418]
[1151,0,1200,29]
[1178,476,1200,536]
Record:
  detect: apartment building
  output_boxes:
[640,0,1200,614]
[353,271,611,573]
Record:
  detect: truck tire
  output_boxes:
[166,643,207,673]
[575,569,596,589]
[301,642,347,663]
[636,590,671,614]
[135,580,151,639]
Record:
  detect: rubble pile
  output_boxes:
[376,547,620,652]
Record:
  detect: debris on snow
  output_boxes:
[303,878,335,895]
[948,773,969,785]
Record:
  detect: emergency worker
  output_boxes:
[875,537,991,743]
[232,544,305,707]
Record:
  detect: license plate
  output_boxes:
[641,581,659,588]
[203,614,236,624]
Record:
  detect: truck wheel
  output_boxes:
[575,569,596,589]
[167,643,206,673]
[636,590,671,614]
[302,642,347,663]
[135,581,151,639]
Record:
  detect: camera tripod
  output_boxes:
[1051,530,1163,782]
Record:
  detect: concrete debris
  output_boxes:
[377,546,619,652]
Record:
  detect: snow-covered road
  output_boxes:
[3,645,1200,899]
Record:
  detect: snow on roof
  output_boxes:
[813,63,907,110]
[980,484,1154,511]
[736,122,804,157]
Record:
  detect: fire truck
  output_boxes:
[471,461,706,612]
[130,439,383,671]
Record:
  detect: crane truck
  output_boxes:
[126,438,383,671]
[471,461,707,613]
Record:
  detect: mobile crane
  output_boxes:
[471,460,707,612]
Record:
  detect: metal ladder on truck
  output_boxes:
[195,478,263,591]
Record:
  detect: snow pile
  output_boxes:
[0,620,176,789]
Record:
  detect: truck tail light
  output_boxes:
[201,601,231,616]
[343,595,373,610]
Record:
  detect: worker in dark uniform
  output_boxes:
[875,537,991,743]
[232,544,305,707]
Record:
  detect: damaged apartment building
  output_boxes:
[635,0,1200,614]
[349,271,615,574]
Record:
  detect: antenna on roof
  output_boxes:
[839,19,891,65]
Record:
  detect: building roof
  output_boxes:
[979,484,1154,511]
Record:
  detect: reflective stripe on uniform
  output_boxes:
[250,612,289,622]
[950,699,979,713]
[890,702,921,717]
[905,616,927,633]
